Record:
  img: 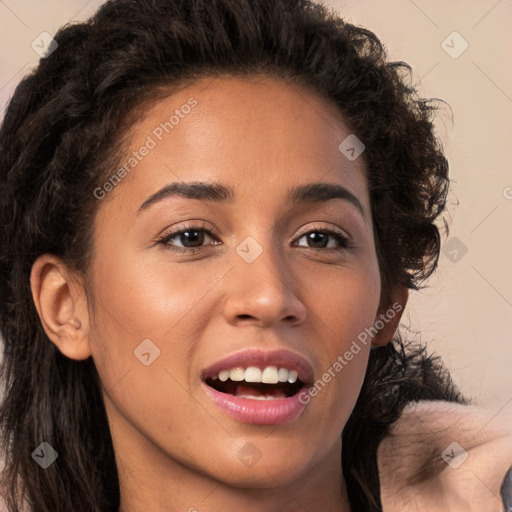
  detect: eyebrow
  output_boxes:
[136,180,366,220]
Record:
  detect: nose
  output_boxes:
[221,238,307,329]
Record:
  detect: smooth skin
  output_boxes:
[30,74,410,512]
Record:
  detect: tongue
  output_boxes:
[234,383,287,399]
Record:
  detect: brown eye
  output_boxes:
[165,228,207,248]
[157,224,219,253]
[294,229,352,251]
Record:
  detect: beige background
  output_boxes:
[1,1,511,421]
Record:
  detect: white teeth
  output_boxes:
[244,367,261,383]
[219,370,230,382]
[229,367,245,381]
[277,368,289,382]
[215,365,300,384]
[261,366,279,384]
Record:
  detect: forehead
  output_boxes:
[139,74,359,161]
[104,75,369,213]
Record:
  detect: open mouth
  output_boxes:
[201,353,314,424]
[204,366,306,400]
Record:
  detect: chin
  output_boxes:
[193,438,327,489]
[219,459,314,489]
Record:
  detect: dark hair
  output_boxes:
[0,0,465,510]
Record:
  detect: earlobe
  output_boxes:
[30,254,91,360]
[371,285,409,348]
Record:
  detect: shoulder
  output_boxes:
[377,399,512,512]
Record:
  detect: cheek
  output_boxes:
[286,257,380,423]
[305,261,380,384]
[303,260,381,348]
[87,251,229,356]
[86,257,223,459]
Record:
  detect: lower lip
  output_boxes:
[202,383,309,425]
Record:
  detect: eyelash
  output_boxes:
[156,222,354,255]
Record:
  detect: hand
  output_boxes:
[378,400,512,512]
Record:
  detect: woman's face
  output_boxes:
[85,76,385,490]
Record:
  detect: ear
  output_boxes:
[30,254,91,360]
[371,285,409,348]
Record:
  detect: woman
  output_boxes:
[0,0,510,511]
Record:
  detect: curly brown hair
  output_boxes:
[0,1,465,510]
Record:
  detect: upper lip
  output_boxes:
[201,348,314,384]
